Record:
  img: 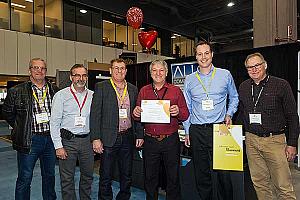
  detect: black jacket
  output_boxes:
[2,80,58,153]
[90,80,144,147]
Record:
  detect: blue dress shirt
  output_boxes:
[183,65,239,134]
[50,85,94,149]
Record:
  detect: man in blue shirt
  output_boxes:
[50,64,94,200]
[183,41,239,200]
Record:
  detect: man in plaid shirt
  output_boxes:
[3,58,58,200]
[238,52,299,200]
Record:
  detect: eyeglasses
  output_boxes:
[71,74,88,79]
[246,62,264,71]
[30,66,47,71]
[112,67,126,71]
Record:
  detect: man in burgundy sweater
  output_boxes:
[133,60,189,200]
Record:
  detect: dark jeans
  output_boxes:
[143,133,181,200]
[189,124,233,200]
[59,136,94,200]
[99,133,133,200]
[15,134,56,200]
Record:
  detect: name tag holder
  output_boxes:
[119,108,128,119]
[70,86,88,126]
[249,113,262,124]
[74,116,86,127]
[202,99,214,111]
[249,76,270,125]
[36,112,49,124]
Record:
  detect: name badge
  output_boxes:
[202,99,214,111]
[74,116,86,127]
[249,113,262,124]
[119,108,127,119]
[36,112,49,124]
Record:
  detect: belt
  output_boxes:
[194,123,219,128]
[60,128,89,140]
[247,131,285,137]
[32,130,50,136]
[74,134,89,138]
[118,129,129,134]
[145,132,171,141]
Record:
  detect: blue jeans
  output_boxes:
[99,133,133,200]
[15,134,57,200]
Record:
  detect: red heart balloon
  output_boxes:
[138,30,158,49]
[126,7,143,29]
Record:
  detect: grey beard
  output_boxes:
[74,81,86,88]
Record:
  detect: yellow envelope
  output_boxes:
[213,124,243,171]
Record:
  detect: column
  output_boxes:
[253,0,297,48]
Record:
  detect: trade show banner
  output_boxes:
[170,61,198,138]
[213,124,243,171]
[171,61,197,89]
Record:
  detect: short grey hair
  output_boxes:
[244,52,267,67]
[149,60,168,73]
[29,58,47,69]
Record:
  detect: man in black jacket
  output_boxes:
[90,58,144,200]
[2,58,58,200]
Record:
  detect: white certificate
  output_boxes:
[141,100,170,123]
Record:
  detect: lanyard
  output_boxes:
[251,76,269,112]
[152,84,168,100]
[110,78,127,106]
[70,87,88,116]
[195,67,216,98]
[32,84,48,107]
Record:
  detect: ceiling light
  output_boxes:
[11,3,26,8]
[174,33,181,37]
[171,36,176,39]
[227,2,235,7]
[79,9,87,14]
[103,20,113,24]
[45,25,51,28]
[25,0,33,2]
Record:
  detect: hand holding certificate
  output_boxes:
[141,100,170,123]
